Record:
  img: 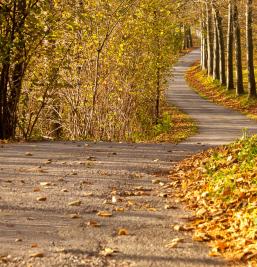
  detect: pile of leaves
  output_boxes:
[169,135,257,264]
[186,64,257,119]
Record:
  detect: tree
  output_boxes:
[226,0,234,90]
[0,0,32,139]
[246,0,256,98]
[206,1,213,76]
[216,9,226,86]
[233,1,244,95]
[212,5,220,80]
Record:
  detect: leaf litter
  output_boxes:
[169,135,257,264]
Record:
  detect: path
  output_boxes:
[1,50,257,267]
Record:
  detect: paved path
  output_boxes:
[1,50,256,267]
[168,49,257,146]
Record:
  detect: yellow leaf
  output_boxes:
[97,211,112,217]
[118,228,128,236]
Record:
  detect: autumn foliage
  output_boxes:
[170,134,257,264]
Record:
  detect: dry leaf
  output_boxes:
[192,232,211,242]
[148,208,157,212]
[40,182,51,186]
[37,197,47,202]
[152,179,161,184]
[70,214,81,219]
[118,228,128,236]
[33,188,41,192]
[97,211,112,217]
[83,192,93,197]
[30,253,44,258]
[173,225,184,231]
[100,248,116,257]
[61,189,68,192]
[159,193,168,198]
[68,200,82,206]
[112,196,117,203]
[25,152,33,156]
[87,220,101,227]
[115,207,125,212]
[165,238,184,249]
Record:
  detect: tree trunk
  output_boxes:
[246,0,256,97]
[206,1,213,76]
[212,8,220,80]
[188,27,193,48]
[227,0,234,90]
[0,64,10,139]
[216,11,226,85]
[233,3,244,95]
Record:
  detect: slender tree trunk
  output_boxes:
[233,3,244,95]
[155,67,161,124]
[216,11,226,85]
[188,27,193,48]
[227,0,234,90]
[212,8,220,80]
[201,18,208,71]
[206,1,213,76]
[183,25,188,49]
[246,0,256,97]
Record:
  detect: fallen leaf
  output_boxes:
[112,196,117,203]
[87,220,101,227]
[115,207,125,212]
[152,179,161,184]
[61,189,68,192]
[192,232,211,242]
[37,197,47,202]
[173,225,184,231]
[118,228,128,236]
[33,188,41,192]
[40,182,51,186]
[68,200,82,206]
[97,211,112,217]
[15,239,22,242]
[31,243,38,248]
[70,214,81,219]
[100,248,116,257]
[83,192,93,197]
[165,238,184,249]
[148,208,157,212]
[25,152,33,156]
[30,253,44,258]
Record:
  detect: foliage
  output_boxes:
[129,104,197,143]
[169,135,257,264]
[0,0,185,141]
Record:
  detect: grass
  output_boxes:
[129,104,197,144]
[186,63,257,120]
[169,134,257,265]
[152,105,197,143]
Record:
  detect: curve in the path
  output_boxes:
[167,48,257,146]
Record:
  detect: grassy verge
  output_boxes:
[170,135,257,265]
[130,104,197,144]
[186,63,257,120]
